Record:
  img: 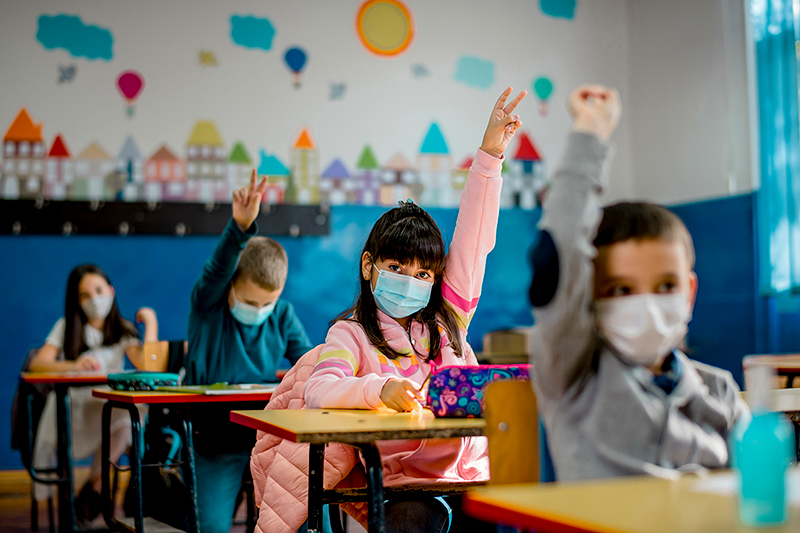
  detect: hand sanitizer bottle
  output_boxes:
[733,365,794,526]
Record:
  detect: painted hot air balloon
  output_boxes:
[533,76,554,116]
[284,47,307,88]
[116,70,145,117]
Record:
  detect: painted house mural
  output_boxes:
[320,158,354,205]
[417,123,453,207]
[380,153,417,206]
[45,134,72,200]
[257,150,289,205]
[186,120,228,203]
[0,107,544,211]
[2,108,46,199]
[73,142,114,201]
[354,145,380,206]
[288,128,320,205]
[145,144,185,202]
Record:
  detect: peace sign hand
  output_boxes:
[480,87,528,159]
[233,169,268,232]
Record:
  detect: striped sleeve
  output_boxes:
[441,148,503,330]
[304,322,392,410]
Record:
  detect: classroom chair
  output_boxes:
[483,380,539,485]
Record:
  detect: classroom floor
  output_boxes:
[0,469,257,533]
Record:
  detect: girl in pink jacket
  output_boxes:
[304,87,527,532]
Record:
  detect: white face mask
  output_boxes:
[81,295,114,320]
[594,293,692,367]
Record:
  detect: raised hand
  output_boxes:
[568,85,621,141]
[233,169,268,232]
[381,378,424,412]
[135,307,157,327]
[480,87,528,159]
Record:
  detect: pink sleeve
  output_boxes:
[442,148,503,330]
[304,322,392,409]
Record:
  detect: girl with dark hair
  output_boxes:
[300,87,526,533]
[29,264,158,525]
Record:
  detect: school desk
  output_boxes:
[19,372,108,533]
[230,408,486,533]
[92,388,273,533]
[743,354,800,387]
[463,472,800,533]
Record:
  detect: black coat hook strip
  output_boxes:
[0,200,330,236]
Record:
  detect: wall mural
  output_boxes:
[0,2,573,234]
[0,107,546,211]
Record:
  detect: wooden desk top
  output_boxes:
[92,388,272,404]
[743,354,800,372]
[230,408,485,444]
[464,474,800,533]
[20,372,108,384]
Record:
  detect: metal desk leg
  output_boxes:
[307,444,325,533]
[124,403,144,533]
[54,384,76,533]
[356,443,385,533]
[101,402,143,533]
[179,408,200,533]
[101,402,114,528]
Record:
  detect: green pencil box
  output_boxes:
[107,371,181,391]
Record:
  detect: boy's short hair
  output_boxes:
[594,202,696,269]
[233,237,288,290]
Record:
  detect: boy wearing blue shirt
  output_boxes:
[530,85,749,481]
[186,172,312,533]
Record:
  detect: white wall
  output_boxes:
[0,0,636,202]
[625,0,755,205]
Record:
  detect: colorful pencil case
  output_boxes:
[107,371,181,391]
[426,364,531,418]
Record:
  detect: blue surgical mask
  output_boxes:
[371,266,433,319]
[230,288,277,326]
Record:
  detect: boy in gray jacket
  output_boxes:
[530,84,750,481]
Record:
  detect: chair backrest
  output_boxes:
[483,379,539,485]
[130,340,188,373]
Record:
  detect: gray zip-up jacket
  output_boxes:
[530,132,750,481]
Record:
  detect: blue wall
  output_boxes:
[0,206,540,469]
[7,193,800,470]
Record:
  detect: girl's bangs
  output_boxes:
[376,216,445,273]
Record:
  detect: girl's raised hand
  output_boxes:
[381,378,424,412]
[135,307,157,327]
[480,87,527,159]
[233,169,268,232]
[568,84,621,141]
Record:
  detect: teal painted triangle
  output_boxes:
[420,123,448,154]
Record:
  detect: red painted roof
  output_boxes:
[48,134,70,158]
[513,132,541,162]
[4,108,43,143]
[148,144,180,162]
[457,156,473,170]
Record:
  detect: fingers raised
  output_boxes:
[503,90,527,115]
[256,176,268,196]
[493,87,513,113]
[249,170,256,192]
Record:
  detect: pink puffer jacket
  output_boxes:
[250,345,369,533]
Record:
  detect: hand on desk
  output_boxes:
[74,354,102,372]
[381,378,425,412]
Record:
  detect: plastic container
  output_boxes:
[732,365,794,526]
